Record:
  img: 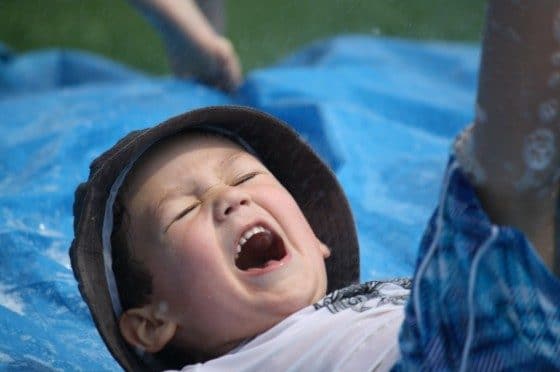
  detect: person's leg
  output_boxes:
[395,1,560,370]
[128,0,241,91]
[195,0,225,35]
[462,0,560,273]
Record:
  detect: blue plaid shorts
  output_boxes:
[393,157,560,371]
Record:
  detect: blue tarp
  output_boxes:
[0,35,479,370]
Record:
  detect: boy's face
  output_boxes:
[123,133,330,357]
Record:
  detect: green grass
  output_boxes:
[0,0,486,74]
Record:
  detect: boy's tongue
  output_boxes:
[235,231,284,271]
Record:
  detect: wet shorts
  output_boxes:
[393,156,560,371]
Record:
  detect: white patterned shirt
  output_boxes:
[172,279,411,372]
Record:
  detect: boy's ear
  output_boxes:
[119,304,177,353]
[318,240,331,259]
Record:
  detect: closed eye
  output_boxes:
[232,171,260,186]
[165,202,200,232]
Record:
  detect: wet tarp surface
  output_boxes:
[0,36,479,370]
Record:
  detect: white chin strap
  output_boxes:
[101,150,143,318]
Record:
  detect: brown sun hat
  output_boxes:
[69,105,359,371]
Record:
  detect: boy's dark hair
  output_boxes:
[111,191,152,311]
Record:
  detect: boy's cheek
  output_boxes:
[253,183,305,212]
[158,234,225,277]
[148,254,209,305]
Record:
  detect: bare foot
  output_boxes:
[165,34,242,92]
[129,0,242,92]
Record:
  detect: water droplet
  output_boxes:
[523,128,555,171]
[554,10,560,43]
[538,99,558,123]
[548,72,560,88]
[475,103,488,124]
[551,51,560,66]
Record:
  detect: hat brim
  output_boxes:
[70,105,359,371]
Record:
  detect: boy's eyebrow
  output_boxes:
[218,151,247,170]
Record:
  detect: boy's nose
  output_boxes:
[212,186,251,221]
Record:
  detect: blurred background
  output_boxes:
[0,0,486,74]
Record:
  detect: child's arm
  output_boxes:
[465,0,560,272]
[128,0,242,92]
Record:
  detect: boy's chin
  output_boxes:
[273,278,328,312]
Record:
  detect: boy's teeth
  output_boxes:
[236,226,269,254]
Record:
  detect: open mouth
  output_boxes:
[235,226,287,271]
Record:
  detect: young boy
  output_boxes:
[70,106,410,371]
[70,0,560,370]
